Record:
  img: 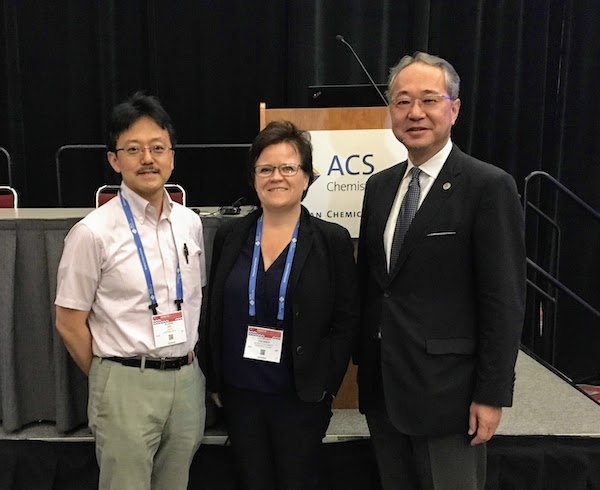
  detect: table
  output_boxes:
[0,207,241,432]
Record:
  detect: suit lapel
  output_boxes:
[370,163,406,286]
[216,210,260,288]
[288,207,314,295]
[388,147,462,281]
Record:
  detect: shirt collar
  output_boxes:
[406,138,453,180]
[119,182,172,224]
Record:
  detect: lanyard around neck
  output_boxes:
[119,192,183,314]
[248,215,299,324]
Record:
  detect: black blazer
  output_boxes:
[356,145,526,436]
[204,206,360,403]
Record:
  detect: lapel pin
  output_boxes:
[442,182,451,190]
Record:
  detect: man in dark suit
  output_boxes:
[356,52,526,489]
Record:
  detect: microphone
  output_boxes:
[219,197,245,215]
[336,35,388,106]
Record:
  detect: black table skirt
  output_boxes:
[0,213,225,432]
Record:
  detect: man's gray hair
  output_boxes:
[386,52,460,101]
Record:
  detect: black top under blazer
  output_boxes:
[356,145,526,436]
[204,206,360,403]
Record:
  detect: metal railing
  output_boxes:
[1,146,12,186]
[523,170,600,379]
[55,144,106,207]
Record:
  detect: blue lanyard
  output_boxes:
[248,215,299,324]
[119,193,184,314]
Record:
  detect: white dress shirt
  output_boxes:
[55,183,206,358]
[383,139,453,270]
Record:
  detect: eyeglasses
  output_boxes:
[115,144,173,156]
[391,94,454,109]
[254,164,302,178]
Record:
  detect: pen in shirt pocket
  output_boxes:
[183,243,189,264]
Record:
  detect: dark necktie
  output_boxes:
[389,167,421,271]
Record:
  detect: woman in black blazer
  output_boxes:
[204,121,359,489]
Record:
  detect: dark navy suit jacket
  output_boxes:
[356,145,526,436]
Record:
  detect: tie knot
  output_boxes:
[408,168,421,188]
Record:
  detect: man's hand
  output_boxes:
[210,392,223,408]
[468,402,502,446]
[55,306,93,375]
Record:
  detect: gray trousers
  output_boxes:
[366,409,486,490]
[88,357,206,490]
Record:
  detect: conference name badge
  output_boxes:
[243,325,283,363]
[152,311,186,348]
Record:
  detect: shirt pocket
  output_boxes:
[180,240,204,297]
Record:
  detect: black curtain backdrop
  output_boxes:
[0,1,598,380]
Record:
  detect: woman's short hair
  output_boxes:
[248,120,314,199]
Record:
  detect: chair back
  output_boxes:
[0,186,18,208]
[165,183,186,206]
[95,185,120,207]
[95,184,187,207]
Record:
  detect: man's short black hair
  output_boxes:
[107,92,176,152]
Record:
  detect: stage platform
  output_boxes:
[3,350,599,443]
[1,350,600,488]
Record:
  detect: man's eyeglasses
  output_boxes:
[115,144,173,156]
[254,164,302,178]
[391,94,454,109]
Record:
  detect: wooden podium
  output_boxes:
[259,102,390,131]
[259,102,390,408]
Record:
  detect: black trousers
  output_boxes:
[366,409,486,490]
[222,385,332,490]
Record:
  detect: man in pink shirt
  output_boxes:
[55,92,206,489]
